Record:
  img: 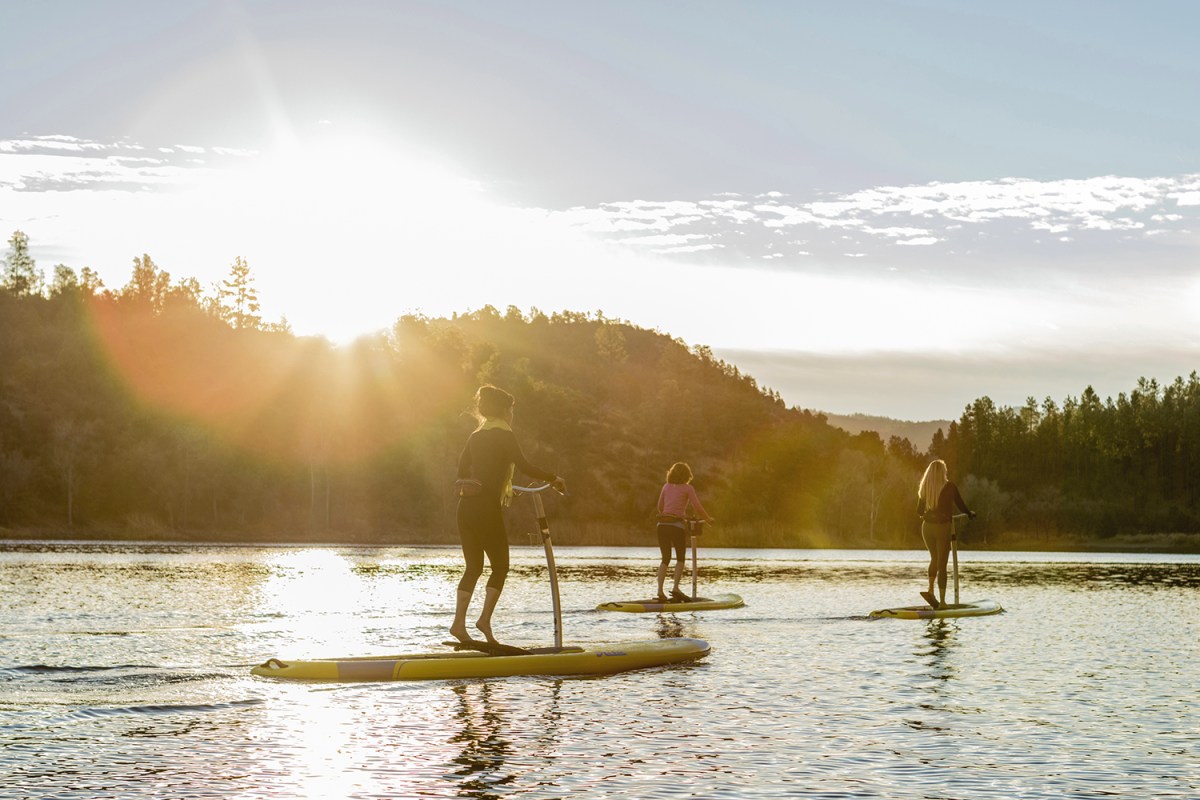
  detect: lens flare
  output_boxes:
[83,296,468,467]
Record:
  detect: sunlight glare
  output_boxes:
[255,549,454,653]
[177,127,516,342]
[257,549,374,651]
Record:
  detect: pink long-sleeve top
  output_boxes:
[657,482,712,523]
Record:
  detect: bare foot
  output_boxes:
[475,620,496,644]
[449,623,470,643]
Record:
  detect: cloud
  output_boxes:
[0,135,252,193]
[10,135,1196,278]
[658,243,721,254]
[551,172,1200,277]
[717,343,1200,421]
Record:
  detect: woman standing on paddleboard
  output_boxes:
[451,385,566,646]
[655,462,714,603]
[917,459,976,609]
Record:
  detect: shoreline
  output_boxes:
[2,527,1198,555]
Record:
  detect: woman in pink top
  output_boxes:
[655,462,714,602]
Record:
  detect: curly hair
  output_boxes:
[665,462,693,485]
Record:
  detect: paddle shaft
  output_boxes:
[531,491,563,649]
[952,512,968,605]
[690,535,698,598]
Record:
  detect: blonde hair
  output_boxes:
[918,459,948,506]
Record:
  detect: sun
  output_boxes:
[182,126,514,341]
[250,127,487,227]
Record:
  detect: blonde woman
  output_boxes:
[916,459,976,609]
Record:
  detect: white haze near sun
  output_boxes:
[3,132,1153,348]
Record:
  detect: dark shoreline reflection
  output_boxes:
[553,561,1200,590]
[4,542,1199,589]
[5,541,1197,637]
[7,559,1198,605]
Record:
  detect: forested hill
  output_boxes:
[0,232,929,546]
[2,231,1199,549]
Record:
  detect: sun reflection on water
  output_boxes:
[253,549,446,656]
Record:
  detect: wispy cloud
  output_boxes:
[551,173,1200,277]
[8,135,1196,277]
[0,136,252,192]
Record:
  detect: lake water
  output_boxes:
[3,541,1198,799]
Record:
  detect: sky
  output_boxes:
[2,0,1199,420]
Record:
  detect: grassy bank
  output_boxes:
[973,530,1200,554]
[3,524,1199,554]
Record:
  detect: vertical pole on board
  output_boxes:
[691,535,699,600]
[532,491,563,649]
[951,515,961,606]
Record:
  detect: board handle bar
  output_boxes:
[513,483,554,494]
[513,481,563,648]
[951,514,964,604]
[513,482,568,497]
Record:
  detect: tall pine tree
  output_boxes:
[216,256,262,330]
[2,230,44,296]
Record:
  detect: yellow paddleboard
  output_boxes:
[251,637,710,681]
[869,599,1003,619]
[596,593,744,613]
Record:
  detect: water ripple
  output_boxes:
[2,543,1198,799]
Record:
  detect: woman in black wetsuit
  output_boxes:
[451,385,566,645]
[916,459,976,609]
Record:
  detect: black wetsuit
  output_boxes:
[455,426,556,593]
[917,481,972,523]
[917,481,974,597]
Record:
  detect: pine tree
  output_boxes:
[217,256,262,330]
[122,254,172,312]
[2,230,45,296]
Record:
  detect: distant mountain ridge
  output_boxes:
[821,412,949,453]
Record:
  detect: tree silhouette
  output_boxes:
[2,231,44,296]
[216,256,262,330]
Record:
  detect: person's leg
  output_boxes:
[656,525,672,599]
[476,508,509,642]
[920,522,940,607]
[476,586,501,643]
[671,529,687,597]
[921,522,936,593]
[452,503,485,642]
[934,525,952,604]
[450,589,473,642]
